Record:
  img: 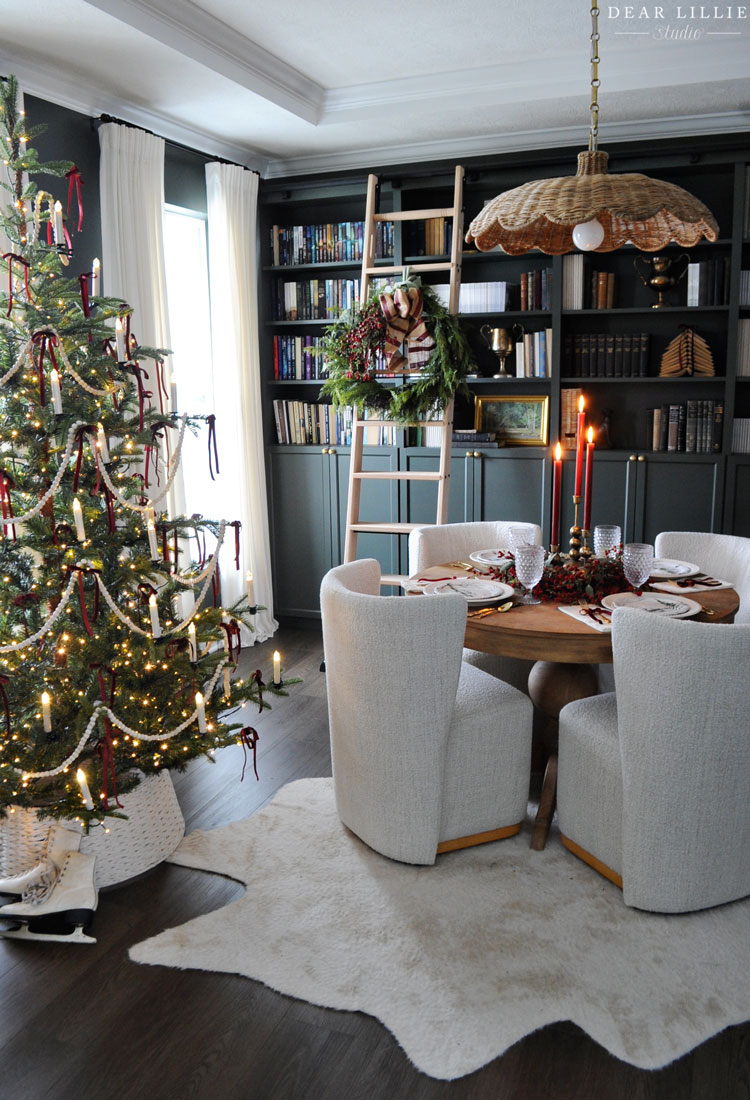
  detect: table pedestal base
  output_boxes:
[527,660,598,851]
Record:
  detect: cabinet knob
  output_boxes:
[629,455,637,462]
[329,448,336,455]
[466,450,473,458]
[637,454,645,462]
[473,451,481,458]
[321,447,328,454]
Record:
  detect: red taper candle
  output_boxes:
[551,441,562,548]
[574,395,586,498]
[583,426,595,531]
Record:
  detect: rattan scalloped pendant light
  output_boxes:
[465,2,719,255]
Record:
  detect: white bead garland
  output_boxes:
[20,658,229,779]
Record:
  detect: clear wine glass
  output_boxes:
[514,544,546,605]
[623,542,654,593]
[593,524,621,559]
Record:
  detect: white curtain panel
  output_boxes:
[98,122,187,519]
[205,162,277,643]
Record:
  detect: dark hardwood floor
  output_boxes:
[2,626,748,1100]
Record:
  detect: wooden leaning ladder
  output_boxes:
[343,165,465,586]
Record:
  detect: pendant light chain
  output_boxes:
[589,2,600,152]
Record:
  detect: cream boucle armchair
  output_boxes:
[558,608,750,913]
[408,521,543,693]
[320,558,533,865]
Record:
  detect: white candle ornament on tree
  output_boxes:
[147,518,159,561]
[76,768,94,810]
[91,257,100,297]
[273,650,281,685]
[149,594,161,639]
[96,423,109,462]
[41,691,52,733]
[246,571,254,606]
[195,692,207,732]
[188,622,197,662]
[115,318,126,363]
[50,367,63,414]
[72,497,86,541]
[53,200,64,245]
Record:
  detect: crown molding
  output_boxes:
[0,50,270,173]
[263,110,750,178]
[322,39,750,122]
[82,0,323,124]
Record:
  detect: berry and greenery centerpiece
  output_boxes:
[480,550,629,603]
[0,76,290,824]
[319,277,475,422]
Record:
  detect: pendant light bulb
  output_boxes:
[572,217,605,251]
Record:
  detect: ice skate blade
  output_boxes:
[0,921,96,945]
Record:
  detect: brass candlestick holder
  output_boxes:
[569,497,582,561]
[580,529,593,560]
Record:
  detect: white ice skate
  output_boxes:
[0,850,97,944]
[0,823,82,896]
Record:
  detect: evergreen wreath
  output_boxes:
[319,280,475,423]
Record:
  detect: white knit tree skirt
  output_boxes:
[0,771,185,888]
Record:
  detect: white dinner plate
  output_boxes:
[601,592,702,618]
[420,578,515,605]
[650,558,700,579]
[469,548,513,565]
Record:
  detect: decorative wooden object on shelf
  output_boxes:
[659,328,715,377]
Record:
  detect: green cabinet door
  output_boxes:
[473,451,548,531]
[558,451,639,548]
[267,447,334,618]
[635,454,724,542]
[399,447,472,525]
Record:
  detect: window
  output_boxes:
[163,205,213,516]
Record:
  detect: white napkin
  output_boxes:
[558,604,612,632]
[650,575,732,594]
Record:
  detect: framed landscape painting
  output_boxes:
[474,395,549,446]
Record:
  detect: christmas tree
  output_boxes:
[0,75,287,824]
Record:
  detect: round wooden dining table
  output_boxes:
[413,564,740,850]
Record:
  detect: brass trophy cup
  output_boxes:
[634,253,690,309]
[480,324,522,378]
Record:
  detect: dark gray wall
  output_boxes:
[26,94,102,272]
[24,94,209,274]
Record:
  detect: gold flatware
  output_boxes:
[468,601,514,618]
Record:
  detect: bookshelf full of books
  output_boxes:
[259,143,750,597]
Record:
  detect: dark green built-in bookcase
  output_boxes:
[258,137,750,618]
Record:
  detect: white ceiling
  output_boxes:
[2,0,749,177]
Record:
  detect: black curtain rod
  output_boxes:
[93,113,253,171]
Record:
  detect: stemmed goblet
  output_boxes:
[514,544,546,605]
[622,542,654,594]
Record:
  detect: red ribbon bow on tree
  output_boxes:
[238,726,260,781]
[3,253,34,315]
[0,470,17,539]
[65,166,84,233]
[31,329,60,406]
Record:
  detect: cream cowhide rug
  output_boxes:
[129,777,750,1081]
